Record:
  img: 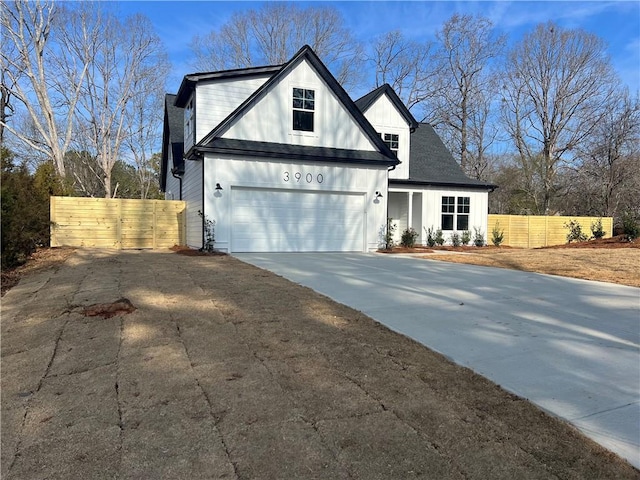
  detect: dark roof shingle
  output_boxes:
[392,123,495,190]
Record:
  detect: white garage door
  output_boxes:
[231,188,365,252]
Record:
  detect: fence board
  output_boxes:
[487,214,613,248]
[51,196,186,249]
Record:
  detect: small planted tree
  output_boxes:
[198,210,216,252]
[382,218,396,250]
[590,218,606,239]
[564,219,588,243]
[491,222,504,246]
[424,226,437,247]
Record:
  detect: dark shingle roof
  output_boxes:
[160,93,185,191]
[391,123,495,190]
[199,138,393,165]
[355,84,418,130]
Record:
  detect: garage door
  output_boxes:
[231,188,365,252]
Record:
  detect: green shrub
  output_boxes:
[1,152,69,268]
[461,230,471,246]
[491,222,504,246]
[450,232,461,247]
[434,229,445,246]
[621,212,639,240]
[564,219,588,243]
[473,227,485,247]
[590,218,606,239]
[424,226,436,247]
[400,227,419,248]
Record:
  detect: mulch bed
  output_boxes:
[380,235,637,254]
[542,235,639,249]
[169,245,227,256]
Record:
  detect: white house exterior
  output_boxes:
[161,46,495,252]
[355,85,495,245]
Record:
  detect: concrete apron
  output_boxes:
[235,252,640,469]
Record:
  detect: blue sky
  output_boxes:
[117,1,640,96]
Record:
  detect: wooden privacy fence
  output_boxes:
[51,196,186,249]
[487,215,613,248]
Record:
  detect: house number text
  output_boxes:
[283,171,324,184]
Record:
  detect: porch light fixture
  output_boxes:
[375,191,383,199]
[215,183,223,191]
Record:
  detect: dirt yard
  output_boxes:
[418,240,640,288]
[1,248,638,479]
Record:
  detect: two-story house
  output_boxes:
[161,45,495,252]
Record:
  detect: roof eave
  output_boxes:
[193,140,399,167]
[390,179,497,191]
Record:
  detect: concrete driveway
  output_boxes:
[235,253,640,468]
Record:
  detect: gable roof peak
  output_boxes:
[355,84,418,131]
[194,44,397,163]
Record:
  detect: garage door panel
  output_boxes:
[231,188,364,252]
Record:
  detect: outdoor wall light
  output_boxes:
[375,191,383,199]
[215,183,223,190]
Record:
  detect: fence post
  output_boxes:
[50,196,57,247]
[116,199,123,249]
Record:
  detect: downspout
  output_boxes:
[170,169,183,200]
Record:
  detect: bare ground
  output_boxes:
[418,245,640,288]
[1,248,638,479]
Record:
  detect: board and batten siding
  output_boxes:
[50,196,185,249]
[361,95,411,180]
[195,75,271,145]
[224,59,377,151]
[203,154,388,252]
[420,188,489,241]
[181,157,204,248]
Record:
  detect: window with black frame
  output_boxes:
[441,196,470,230]
[441,196,455,230]
[382,133,399,154]
[457,196,470,230]
[293,88,315,132]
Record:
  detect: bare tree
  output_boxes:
[427,14,505,178]
[0,0,95,177]
[124,86,169,199]
[189,3,363,89]
[73,11,169,198]
[501,21,619,214]
[369,31,438,111]
[570,90,640,217]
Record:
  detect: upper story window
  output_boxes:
[185,98,194,141]
[383,133,399,153]
[441,196,470,230]
[293,88,315,132]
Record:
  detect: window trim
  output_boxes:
[441,196,470,231]
[382,133,399,153]
[292,87,315,133]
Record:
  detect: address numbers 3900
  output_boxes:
[283,172,324,184]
